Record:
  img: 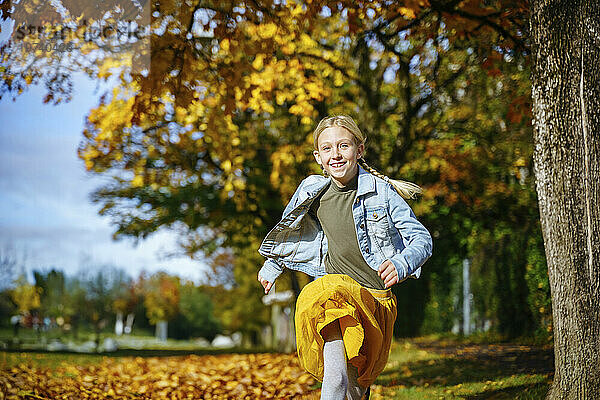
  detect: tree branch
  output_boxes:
[452,9,528,53]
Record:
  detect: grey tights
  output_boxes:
[320,322,367,400]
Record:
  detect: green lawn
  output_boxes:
[371,336,553,399]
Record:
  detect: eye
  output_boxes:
[321,145,331,151]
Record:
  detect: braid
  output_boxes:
[358,159,422,200]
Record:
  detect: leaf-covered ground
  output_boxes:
[0,353,316,399]
[1,337,553,399]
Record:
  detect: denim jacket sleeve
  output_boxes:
[257,178,308,283]
[386,183,433,282]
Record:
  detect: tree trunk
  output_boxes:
[530,1,600,398]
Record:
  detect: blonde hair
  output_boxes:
[313,115,423,200]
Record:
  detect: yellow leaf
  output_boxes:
[334,70,344,87]
[132,175,144,187]
[399,7,417,19]
[252,55,264,70]
[291,4,305,17]
[257,23,277,39]
[221,38,230,51]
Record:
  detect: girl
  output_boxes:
[257,115,432,400]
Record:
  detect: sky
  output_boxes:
[0,75,208,284]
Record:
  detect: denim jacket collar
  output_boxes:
[304,166,376,200]
[356,165,376,197]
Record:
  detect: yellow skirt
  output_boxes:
[294,274,397,388]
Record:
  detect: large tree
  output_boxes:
[531,0,600,397]
[2,0,548,340]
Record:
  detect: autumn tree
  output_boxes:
[531,0,600,397]
[2,0,546,341]
[138,271,180,340]
[73,1,533,339]
[9,275,41,319]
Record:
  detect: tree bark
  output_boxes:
[531,1,600,398]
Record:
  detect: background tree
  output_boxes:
[0,245,24,327]
[1,0,550,342]
[170,281,221,341]
[112,276,139,335]
[33,269,68,323]
[9,275,41,320]
[531,0,600,397]
[0,245,22,291]
[74,0,535,340]
[63,275,88,340]
[74,266,130,347]
[138,271,180,340]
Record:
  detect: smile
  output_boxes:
[329,161,346,168]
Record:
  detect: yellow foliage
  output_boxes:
[252,54,264,71]
[131,175,144,187]
[10,275,41,315]
[141,273,180,325]
[222,159,232,173]
[399,7,417,19]
[3,354,317,399]
[257,22,278,39]
[333,70,344,87]
[221,38,230,52]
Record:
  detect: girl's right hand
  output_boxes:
[258,274,273,295]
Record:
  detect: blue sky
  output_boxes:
[0,74,208,283]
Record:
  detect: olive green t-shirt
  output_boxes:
[310,174,385,290]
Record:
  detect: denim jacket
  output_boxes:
[258,166,433,285]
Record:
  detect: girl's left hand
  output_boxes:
[378,260,399,289]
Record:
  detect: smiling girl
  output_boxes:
[258,115,432,400]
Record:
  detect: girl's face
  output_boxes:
[313,126,364,187]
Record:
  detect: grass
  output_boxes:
[0,351,105,369]
[0,335,554,399]
[0,326,153,344]
[370,336,553,399]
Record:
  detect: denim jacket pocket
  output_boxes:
[365,206,395,259]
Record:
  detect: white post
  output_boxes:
[270,283,280,349]
[115,312,124,336]
[463,258,471,335]
[155,320,168,341]
[262,283,296,352]
[124,313,135,334]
